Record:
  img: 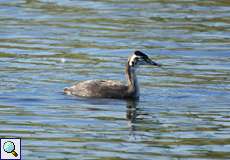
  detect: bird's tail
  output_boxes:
[64,87,72,95]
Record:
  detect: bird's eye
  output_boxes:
[132,61,135,66]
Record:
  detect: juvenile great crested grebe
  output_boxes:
[64,51,161,99]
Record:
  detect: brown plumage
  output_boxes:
[64,51,161,99]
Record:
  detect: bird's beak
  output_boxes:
[147,58,162,67]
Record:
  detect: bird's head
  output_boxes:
[128,50,161,68]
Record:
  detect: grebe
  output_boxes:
[64,51,161,99]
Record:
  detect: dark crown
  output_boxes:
[134,50,148,59]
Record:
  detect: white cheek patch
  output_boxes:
[129,55,139,66]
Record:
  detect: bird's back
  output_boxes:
[64,80,129,99]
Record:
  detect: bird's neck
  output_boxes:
[125,63,139,98]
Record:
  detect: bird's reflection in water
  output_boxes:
[69,97,149,140]
[126,100,157,141]
[126,100,138,123]
[126,100,140,140]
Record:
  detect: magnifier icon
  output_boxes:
[3,141,18,157]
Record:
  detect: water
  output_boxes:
[0,0,230,159]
